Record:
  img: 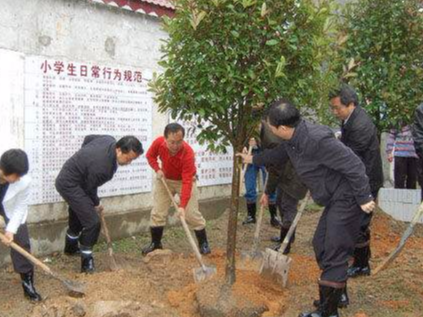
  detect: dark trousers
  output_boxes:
[313,197,362,283]
[394,157,418,189]
[0,209,33,274]
[355,189,379,248]
[276,189,299,229]
[55,181,101,249]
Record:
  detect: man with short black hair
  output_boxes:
[56,135,143,273]
[238,99,375,317]
[329,84,383,279]
[142,123,211,255]
[0,149,42,301]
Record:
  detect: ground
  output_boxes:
[0,203,422,317]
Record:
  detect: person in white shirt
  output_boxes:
[0,149,42,302]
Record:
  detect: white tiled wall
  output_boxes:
[379,188,423,223]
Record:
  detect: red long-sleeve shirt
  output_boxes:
[146,136,196,208]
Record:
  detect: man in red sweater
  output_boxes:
[142,123,211,255]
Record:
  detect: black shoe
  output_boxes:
[142,226,164,256]
[271,227,294,254]
[64,232,80,256]
[242,215,256,225]
[269,204,282,228]
[270,235,282,243]
[242,203,256,225]
[270,217,282,228]
[271,243,291,255]
[347,265,371,278]
[21,272,42,302]
[348,245,371,278]
[81,249,95,274]
[195,229,211,255]
[299,284,342,317]
[313,285,349,309]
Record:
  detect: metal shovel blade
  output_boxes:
[260,248,292,288]
[193,264,217,283]
[57,276,86,297]
[238,250,264,271]
[106,247,120,272]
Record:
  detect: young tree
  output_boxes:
[339,0,423,132]
[149,0,339,285]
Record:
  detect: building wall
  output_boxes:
[0,0,231,264]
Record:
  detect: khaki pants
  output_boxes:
[150,178,206,231]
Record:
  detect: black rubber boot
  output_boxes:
[21,271,42,302]
[272,227,295,255]
[80,246,95,274]
[347,245,371,278]
[242,203,256,225]
[299,284,342,317]
[314,284,349,309]
[64,231,80,256]
[270,235,282,243]
[195,229,211,255]
[142,226,164,256]
[269,204,282,228]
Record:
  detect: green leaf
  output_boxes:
[266,39,279,46]
[211,0,220,8]
[242,0,256,9]
[231,30,240,38]
[261,2,268,17]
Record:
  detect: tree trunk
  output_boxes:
[225,148,242,285]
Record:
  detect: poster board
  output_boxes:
[24,56,153,204]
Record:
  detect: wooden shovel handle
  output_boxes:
[98,209,112,245]
[252,176,269,251]
[279,192,311,254]
[160,178,206,269]
[240,145,253,185]
[0,232,52,274]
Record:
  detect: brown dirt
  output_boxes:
[0,206,422,317]
[167,249,290,317]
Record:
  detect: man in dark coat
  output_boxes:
[259,121,307,254]
[329,84,383,279]
[55,135,143,273]
[238,99,375,317]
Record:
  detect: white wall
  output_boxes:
[0,0,231,227]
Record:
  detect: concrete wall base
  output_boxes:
[0,196,231,266]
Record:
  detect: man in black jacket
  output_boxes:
[238,99,375,317]
[259,121,307,254]
[55,135,143,273]
[412,103,423,200]
[329,84,383,279]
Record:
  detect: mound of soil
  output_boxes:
[0,207,422,317]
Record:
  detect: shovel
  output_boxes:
[239,145,252,197]
[373,202,423,275]
[260,192,311,287]
[0,232,85,297]
[239,178,269,271]
[97,208,119,271]
[160,177,217,283]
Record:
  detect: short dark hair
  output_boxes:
[0,149,29,177]
[329,84,359,107]
[267,99,301,128]
[164,123,185,138]
[116,136,143,155]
